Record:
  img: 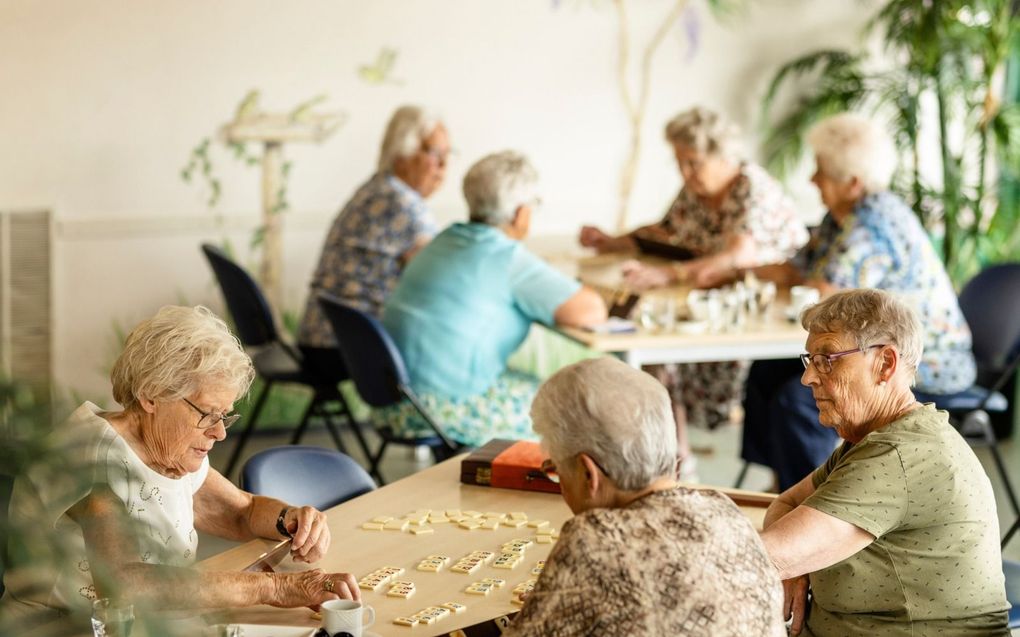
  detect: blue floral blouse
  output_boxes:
[793,192,976,394]
[298,172,437,347]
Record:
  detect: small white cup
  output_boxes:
[790,285,820,317]
[321,599,375,637]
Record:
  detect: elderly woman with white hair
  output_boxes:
[580,106,807,435]
[380,150,606,446]
[298,104,450,377]
[502,357,785,636]
[2,306,359,619]
[743,112,976,490]
[760,289,1007,636]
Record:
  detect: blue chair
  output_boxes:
[242,446,376,511]
[1004,559,1020,629]
[931,264,1020,533]
[201,244,372,478]
[316,293,459,484]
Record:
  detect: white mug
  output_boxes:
[790,285,820,316]
[321,599,375,637]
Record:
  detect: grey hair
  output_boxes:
[462,150,539,226]
[377,105,443,172]
[530,357,677,491]
[807,112,897,194]
[664,106,742,159]
[111,306,255,409]
[800,289,924,379]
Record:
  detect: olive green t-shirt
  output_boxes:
[802,404,1009,636]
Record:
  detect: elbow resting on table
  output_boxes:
[554,286,609,329]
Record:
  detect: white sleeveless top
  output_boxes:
[3,402,209,612]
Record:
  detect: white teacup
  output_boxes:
[321,599,375,637]
[789,285,820,317]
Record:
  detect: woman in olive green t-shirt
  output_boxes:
[760,289,1009,637]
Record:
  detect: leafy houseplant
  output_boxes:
[761,0,1020,284]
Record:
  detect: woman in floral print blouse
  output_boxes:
[743,112,977,491]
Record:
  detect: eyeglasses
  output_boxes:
[182,397,241,430]
[800,344,886,374]
[421,145,453,166]
[538,454,613,484]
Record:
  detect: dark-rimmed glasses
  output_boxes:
[800,344,886,374]
[183,397,241,430]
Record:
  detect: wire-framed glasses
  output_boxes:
[800,344,886,374]
[182,397,241,430]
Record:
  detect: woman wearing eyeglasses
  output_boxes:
[759,289,1008,636]
[579,107,807,456]
[1,306,359,619]
[741,112,976,491]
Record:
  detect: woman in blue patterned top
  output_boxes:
[297,105,449,379]
[742,112,976,490]
[380,151,607,447]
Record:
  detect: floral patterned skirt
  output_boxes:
[370,369,541,448]
[647,360,750,430]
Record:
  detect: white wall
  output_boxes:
[0,0,874,401]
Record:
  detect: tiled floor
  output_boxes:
[205,418,1020,561]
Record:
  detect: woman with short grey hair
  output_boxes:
[379,150,606,447]
[579,105,807,461]
[2,306,360,620]
[298,105,450,381]
[503,357,785,637]
[760,289,1008,636]
[742,112,976,491]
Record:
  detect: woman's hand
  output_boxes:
[782,575,810,636]
[271,569,360,608]
[284,506,331,563]
[579,225,612,249]
[621,261,676,290]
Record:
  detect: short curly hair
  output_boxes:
[807,112,897,194]
[663,106,742,159]
[111,306,255,409]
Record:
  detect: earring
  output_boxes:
[879,380,887,387]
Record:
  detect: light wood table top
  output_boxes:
[200,456,774,636]
[550,252,808,366]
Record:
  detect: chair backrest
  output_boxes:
[0,472,13,596]
[1004,559,1020,629]
[201,244,279,348]
[316,293,411,408]
[241,446,376,511]
[958,264,1020,375]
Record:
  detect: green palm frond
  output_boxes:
[760,50,863,125]
[992,103,1020,178]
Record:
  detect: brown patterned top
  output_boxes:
[505,487,785,637]
[660,162,807,265]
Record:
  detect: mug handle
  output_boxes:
[363,605,375,629]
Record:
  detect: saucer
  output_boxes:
[675,320,708,335]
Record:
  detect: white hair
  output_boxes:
[377,105,443,172]
[807,112,898,194]
[664,106,742,159]
[530,357,677,491]
[801,288,924,380]
[462,150,539,226]
[111,306,255,409]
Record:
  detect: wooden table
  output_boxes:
[200,456,774,636]
[550,252,808,367]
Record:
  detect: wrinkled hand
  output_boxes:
[272,569,359,609]
[782,575,810,636]
[621,260,675,291]
[285,506,331,563]
[579,225,611,249]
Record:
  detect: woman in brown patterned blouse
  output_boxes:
[503,357,785,637]
[579,107,807,435]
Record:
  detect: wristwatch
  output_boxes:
[276,507,293,539]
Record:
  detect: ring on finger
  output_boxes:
[323,579,335,593]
